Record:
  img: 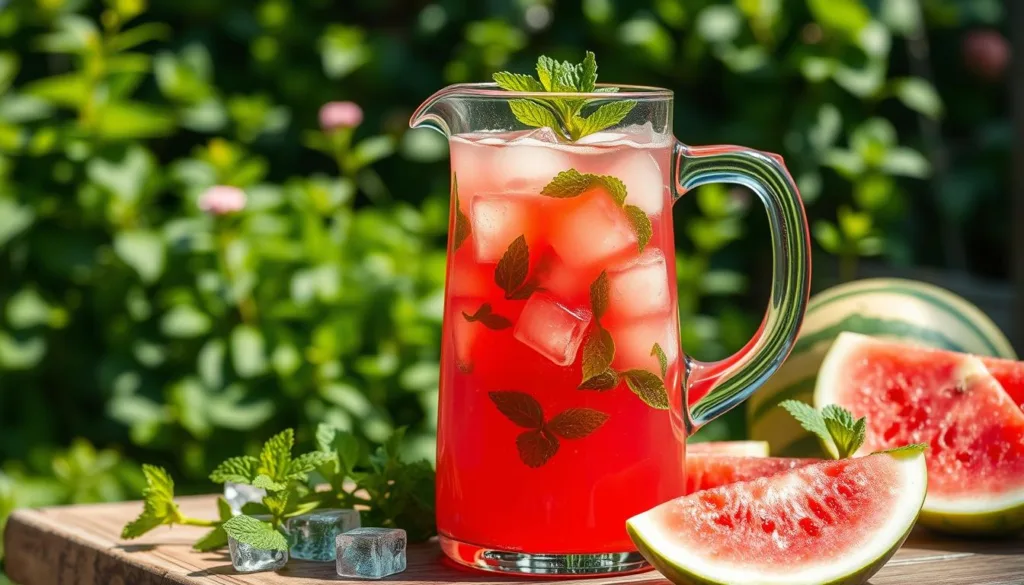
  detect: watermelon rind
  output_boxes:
[747,278,1017,457]
[626,450,927,585]
[815,332,1024,536]
[687,441,770,457]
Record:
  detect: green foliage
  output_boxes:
[0,0,1009,576]
[780,401,868,459]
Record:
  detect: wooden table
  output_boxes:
[3,495,1023,584]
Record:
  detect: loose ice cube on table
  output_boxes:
[471,195,536,264]
[606,149,667,216]
[224,482,265,515]
[287,508,361,561]
[513,293,592,366]
[229,537,288,573]
[605,249,671,320]
[336,527,407,579]
[548,191,637,270]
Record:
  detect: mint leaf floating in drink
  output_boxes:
[493,51,637,141]
[489,391,545,429]
[651,343,669,379]
[462,303,512,330]
[590,270,610,319]
[578,369,618,390]
[489,391,610,467]
[541,171,651,252]
[580,328,615,390]
[547,408,609,439]
[623,369,670,410]
[517,429,560,468]
[494,235,536,299]
[452,174,470,252]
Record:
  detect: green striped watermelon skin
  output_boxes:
[747,278,1016,457]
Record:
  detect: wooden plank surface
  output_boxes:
[3,495,1023,585]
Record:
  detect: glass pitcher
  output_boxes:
[410,82,810,575]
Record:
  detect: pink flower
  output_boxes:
[319,101,363,131]
[198,185,246,215]
[963,29,1009,81]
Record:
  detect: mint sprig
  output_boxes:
[779,401,867,459]
[489,391,608,467]
[122,425,439,552]
[493,51,637,141]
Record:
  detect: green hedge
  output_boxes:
[0,0,1009,574]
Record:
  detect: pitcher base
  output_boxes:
[439,535,650,576]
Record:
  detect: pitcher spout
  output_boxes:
[409,84,473,137]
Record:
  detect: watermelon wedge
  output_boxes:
[687,441,770,457]
[628,449,927,585]
[816,332,1024,534]
[686,454,818,494]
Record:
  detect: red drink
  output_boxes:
[437,129,685,555]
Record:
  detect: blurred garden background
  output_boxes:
[0,0,1014,578]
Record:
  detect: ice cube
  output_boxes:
[224,482,266,515]
[606,150,667,216]
[493,137,571,193]
[286,508,362,562]
[574,131,629,145]
[470,194,537,264]
[605,249,671,320]
[513,293,592,366]
[610,316,679,374]
[548,191,637,270]
[336,527,407,579]
[229,537,288,573]
[507,127,561,143]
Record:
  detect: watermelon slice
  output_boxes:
[628,449,927,585]
[687,441,770,457]
[686,455,818,494]
[816,332,1024,534]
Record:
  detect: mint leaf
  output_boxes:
[822,405,867,458]
[597,175,627,206]
[316,423,361,475]
[873,443,928,456]
[536,56,557,91]
[624,204,652,252]
[494,235,530,299]
[540,171,626,206]
[509,100,562,131]
[780,400,838,458]
[623,369,670,409]
[580,327,614,384]
[286,451,333,481]
[222,515,288,551]
[121,465,180,539]
[542,169,594,198]
[257,429,294,483]
[252,474,286,491]
[577,368,619,390]
[516,429,559,467]
[463,303,513,330]
[590,271,610,320]
[193,526,228,552]
[453,175,470,252]
[575,99,637,139]
[489,391,545,428]
[216,496,234,521]
[241,501,270,516]
[577,51,597,93]
[547,408,608,439]
[493,71,544,92]
[652,343,668,379]
[209,455,257,484]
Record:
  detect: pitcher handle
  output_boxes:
[672,142,811,433]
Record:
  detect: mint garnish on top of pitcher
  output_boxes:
[493,51,637,142]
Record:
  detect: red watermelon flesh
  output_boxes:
[686,455,818,494]
[981,356,1024,411]
[818,333,1024,501]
